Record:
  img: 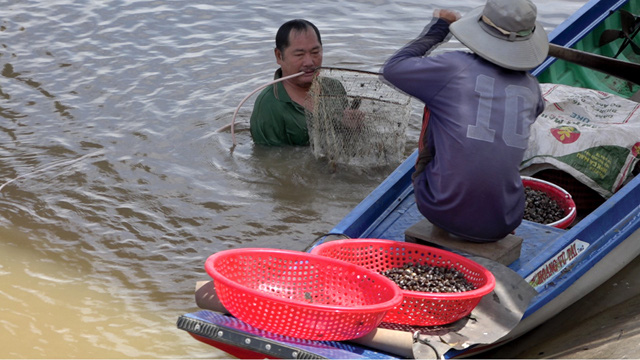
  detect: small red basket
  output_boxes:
[311,239,495,326]
[522,176,577,229]
[530,169,604,212]
[205,248,403,341]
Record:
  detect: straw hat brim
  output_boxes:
[449,6,549,71]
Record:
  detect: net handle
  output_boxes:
[319,66,382,76]
[316,67,407,106]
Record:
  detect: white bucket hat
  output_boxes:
[449,0,549,71]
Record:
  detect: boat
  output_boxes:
[177,0,640,358]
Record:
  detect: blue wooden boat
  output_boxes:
[178,0,640,358]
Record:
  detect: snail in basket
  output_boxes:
[381,262,477,293]
[524,186,565,224]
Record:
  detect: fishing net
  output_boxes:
[305,67,412,168]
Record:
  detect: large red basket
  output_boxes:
[205,248,403,341]
[311,239,495,326]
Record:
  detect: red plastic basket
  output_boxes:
[311,239,495,326]
[522,176,577,229]
[530,169,604,212]
[205,248,403,341]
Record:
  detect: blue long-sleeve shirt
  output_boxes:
[383,19,545,241]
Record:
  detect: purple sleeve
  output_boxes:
[382,19,454,101]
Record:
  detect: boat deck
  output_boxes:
[357,173,567,272]
[327,150,570,280]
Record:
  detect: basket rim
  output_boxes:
[205,248,404,312]
[311,239,496,300]
[522,175,577,227]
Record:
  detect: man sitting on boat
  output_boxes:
[382,0,549,242]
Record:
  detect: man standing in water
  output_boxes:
[250,19,323,146]
[383,0,548,242]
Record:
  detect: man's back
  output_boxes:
[388,50,544,240]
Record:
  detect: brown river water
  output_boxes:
[0,1,612,358]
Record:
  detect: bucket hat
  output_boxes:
[449,0,549,71]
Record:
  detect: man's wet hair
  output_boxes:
[275,19,322,53]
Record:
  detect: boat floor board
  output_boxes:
[364,185,567,272]
[405,219,524,266]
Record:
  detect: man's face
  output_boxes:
[276,28,323,88]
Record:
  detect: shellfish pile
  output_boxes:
[381,263,476,293]
[524,187,565,224]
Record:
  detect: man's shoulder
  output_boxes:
[432,50,476,65]
[434,51,536,77]
[251,82,304,122]
[412,50,477,75]
[253,83,287,111]
[255,83,277,102]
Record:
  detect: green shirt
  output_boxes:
[250,71,349,146]
[250,78,309,146]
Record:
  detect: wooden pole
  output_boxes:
[548,43,640,85]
